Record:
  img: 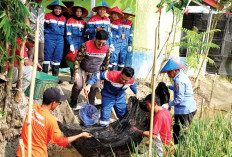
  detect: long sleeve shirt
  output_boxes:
[169,71,197,115]
[87,71,138,98]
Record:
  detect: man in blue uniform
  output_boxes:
[85,67,139,127]
[160,58,197,144]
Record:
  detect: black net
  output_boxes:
[58,96,150,157]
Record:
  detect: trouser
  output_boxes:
[27,42,44,66]
[154,134,164,157]
[99,95,127,126]
[71,67,100,105]
[109,47,120,70]
[13,66,33,91]
[118,45,128,69]
[173,110,197,144]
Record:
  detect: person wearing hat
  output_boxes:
[160,58,197,144]
[66,5,89,84]
[43,0,67,84]
[86,1,115,52]
[84,67,139,127]
[117,7,135,71]
[108,6,123,71]
[70,30,110,109]
[28,0,45,66]
[16,87,91,157]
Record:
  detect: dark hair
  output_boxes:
[144,94,161,106]
[96,30,108,40]
[122,67,134,78]
[155,82,170,104]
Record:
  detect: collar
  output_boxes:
[173,71,181,81]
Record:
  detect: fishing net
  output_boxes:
[58,82,170,157]
[58,96,150,157]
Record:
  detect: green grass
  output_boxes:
[130,112,232,157]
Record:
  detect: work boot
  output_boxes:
[42,64,49,73]
[69,68,74,84]
[52,65,63,84]
[118,66,123,71]
[70,99,77,109]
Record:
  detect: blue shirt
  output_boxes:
[169,71,197,115]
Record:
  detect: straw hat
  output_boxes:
[47,0,68,12]
[92,0,111,13]
[160,59,186,73]
[68,5,89,18]
[108,6,123,18]
[122,7,135,17]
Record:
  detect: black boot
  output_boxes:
[118,66,123,71]
[52,65,63,84]
[70,99,77,109]
[69,68,74,84]
[42,64,49,73]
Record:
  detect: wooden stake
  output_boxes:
[148,27,158,157]
[20,139,25,157]
[27,18,39,157]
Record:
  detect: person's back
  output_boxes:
[16,104,68,157]
[153,108,173,146]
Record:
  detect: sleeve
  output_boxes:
[73,43,86,73]
[28,5,36,24]
[87,71,107,85]
[66,19,73,46]
[130,80,138,94]
[49,118,68,147]
[128,23,133,46]
[107,25,112,45]
[116,24,122,39]
[152,115,161,135]
[169,85,174,90]
[101,48,110,71]
[85,18,96,37]
[44,13,49,34]
[169,82,185,106]
[24,45,28,60]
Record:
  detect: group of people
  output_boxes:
[15,0,197,156]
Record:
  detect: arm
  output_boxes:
[130,80,138,94]
[85,19,96,37]
[131,127,157,139]
[169,82,185,106]
[66,19,73,46]
[73,43,86,74]
[128,23,133,46]
[44,14,49,34]
[101,49,110,71]
[67,132,91,143]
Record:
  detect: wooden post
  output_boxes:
[148,27,158,157]
[27,18,39,157]
[200,98,205,118]
[20,139,25,157]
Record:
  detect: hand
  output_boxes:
[95,27,103,32]
[37,63,42,72]
[109,44,115,52]
[81,132,92,138]
[128,46,132,52]
[135,93,140,100]
[74,73,80,84]
[70,45,75,53]
[84,84,91,94]
[162,103,169,110]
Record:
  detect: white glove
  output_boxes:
[128,46,132,52]
[109,44,115,52]
[162,103,169,109]
[70,45,75,53]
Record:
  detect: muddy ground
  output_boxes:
[0,71,231,157]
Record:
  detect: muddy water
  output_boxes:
[52,147,82,157]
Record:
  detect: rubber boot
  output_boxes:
[69,68,74,84]
[52,65,63,84]
[42,64,49,73]
[118,66,123,71]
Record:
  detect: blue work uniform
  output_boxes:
[86,14,112,46]
[66,17,87,50]
[109,19,122,67]
[117,18,133,68]
[44,12,66,66]
[169,71,197,115]
[87,71,138,126]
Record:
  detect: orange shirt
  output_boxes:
[16,104,68,157]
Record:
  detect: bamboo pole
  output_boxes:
[27,18,39,157]
[148,27,158,157]
[20,139,25,157]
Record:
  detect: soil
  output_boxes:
[0,71,231,157]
